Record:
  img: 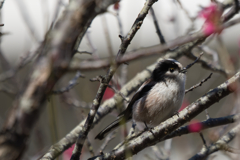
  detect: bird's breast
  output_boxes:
[133,80,185,126]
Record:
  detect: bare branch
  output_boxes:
[184,52,203,70]
[52,71,84,94]
[150,7,166,44]
[184,52,228,77]
[0,0,119,159]
[199,132,207,148]
[75,50,93,55]
[189,122,240,160]
[93,71,240,160]
[185,73,213,94]
[113,115,238,152]
[107,84,130,103]
[70,1,159,159]
[39,40,205,160]
[99,131,116,153]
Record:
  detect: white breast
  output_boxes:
[132,77,185,127]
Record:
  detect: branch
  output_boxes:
[112,115,238,153]
[164,115,238,140]
[150,7,166,44]
[70,1,159,160]
[93,70,240,160]
[184,52,203,70]
[51,71,84,94]
[185,52,228,77]
[38,3,240,159]
[39,40,204,160]
[69,17,240,73]
[107,84,130,103]
[222,0,239,22]
[0,0,119,160]
[99,131,116,153]
[189,122,240,160]
[185,73,213,94]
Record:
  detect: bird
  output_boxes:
[95,58,187,140]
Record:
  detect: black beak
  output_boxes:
[180,68,187,74]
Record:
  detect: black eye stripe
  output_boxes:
[156,60,179,71]
[152,59,181,81]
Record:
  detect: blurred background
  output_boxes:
[0,0,240,159]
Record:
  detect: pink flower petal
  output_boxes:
[203,22,216,36]
[63,145,74,160]
[188,120,202,132]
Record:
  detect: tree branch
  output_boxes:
[189,122,240,160]
[0,0,118,159]
[92,70,240,160]
[39,40,204,160]
[70,1,159,159]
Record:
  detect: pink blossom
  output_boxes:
[103,88,115,100]
[188,120,202,133]
[199,3,222,36]
[63,145,74,160]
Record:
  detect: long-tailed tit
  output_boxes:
[95,59,187,140]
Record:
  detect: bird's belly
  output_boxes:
[132,82,184,127]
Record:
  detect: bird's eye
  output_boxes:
[169,68,174,72]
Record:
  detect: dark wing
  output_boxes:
[118,79,157,118]
[95,79,156,140]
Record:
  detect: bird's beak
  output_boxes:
[180,68,187,74]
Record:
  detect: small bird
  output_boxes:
[95,59,187,140]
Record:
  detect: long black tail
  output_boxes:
[95,115,131,140]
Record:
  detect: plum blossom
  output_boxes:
[188,119,202,133]
[63,145,74,160]
[199,3,222,36]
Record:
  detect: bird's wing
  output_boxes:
[95,79,156,140]
[118,79,156,118]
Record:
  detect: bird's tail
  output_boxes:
[95,115,131,140]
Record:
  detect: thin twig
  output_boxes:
[205,109,210,120]
[184,52,228,77]
[99,131,116,153]
[185,73,213,94]
[199,132,207,148]
[150,7,166,44]
[198,46,219,66]
[184,52,204,70]
[107,84,129,103]
[60,93,91,109]
[70,1,158,160]
[75,51,93,55]
[86,31,99,59]
[222,0,239,22]
[0,50,38,82]
[189,123,240,160]
[115,10,123,36]
[52,71,84,94]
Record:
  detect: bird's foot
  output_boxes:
[131,119,136,135]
